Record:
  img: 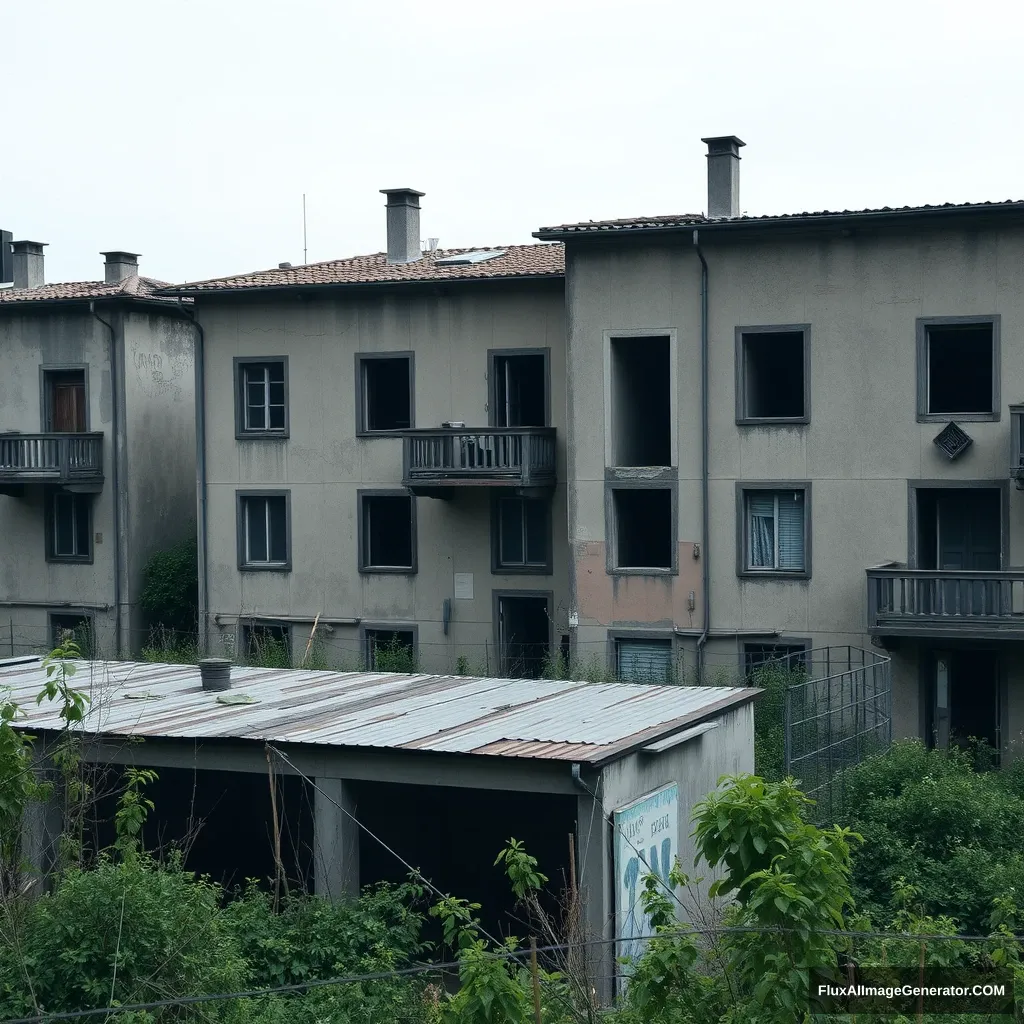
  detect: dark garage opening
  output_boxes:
[497,595,551,678]
[354,781,577,943]
[88,766,314,894]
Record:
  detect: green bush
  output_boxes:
[140,537,198,637]
[836,740,1024,932]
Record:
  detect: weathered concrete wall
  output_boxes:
[198,282,568,671]
[563,225,1024,738]
[122,312,197,652]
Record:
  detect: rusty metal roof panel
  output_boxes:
[1,659,758,764]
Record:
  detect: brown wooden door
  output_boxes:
[46,373,86,432]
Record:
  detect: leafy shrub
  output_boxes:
[837,740,1024,932]
[140,537,198,637]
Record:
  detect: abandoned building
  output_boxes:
[535,136,1024,759]
[161,190,567,678]
[4,654,758,999]
[0,238,197,659]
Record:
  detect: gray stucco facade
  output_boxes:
[545,209,1024,756]
[194,279,568,674]
[0,284,197,658]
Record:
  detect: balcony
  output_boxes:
[866,563,1024,641]
[402,427,556,497]
[0,433,104,494]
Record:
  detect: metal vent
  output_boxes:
[433,250,505,266]
[933,422,973,461]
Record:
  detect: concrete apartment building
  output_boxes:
[536,137,1024,754]
[168,191,567,674]
[0,236,196,658]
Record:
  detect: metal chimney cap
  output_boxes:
[701,136,746,156]
[11,240,47,253]
[100,250,141,260]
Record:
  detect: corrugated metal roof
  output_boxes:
[0,659,758,765]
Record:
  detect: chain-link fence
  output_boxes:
[784,646,892,822]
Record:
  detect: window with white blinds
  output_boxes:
[746,490,806,572]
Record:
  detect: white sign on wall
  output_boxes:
[453,573,474,600]
[612,783,680,978]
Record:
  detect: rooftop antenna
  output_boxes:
[302,194,308,264]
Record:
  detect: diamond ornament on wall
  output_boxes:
[933,422,973,461]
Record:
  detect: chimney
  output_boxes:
[0,230,12,284]
[701,136,746,219]
[11,240,46,289]
[380,188,425,264]
[199,657,232,692]
[101,251,140,283]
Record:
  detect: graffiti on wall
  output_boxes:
[613,783,680,983]
[130,341,191,400]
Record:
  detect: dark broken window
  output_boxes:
[241,623,291,665]
[50,614,93,656]
[613,488,673,569]
[609,336,671,466]
[740,330,806,420]
[927,323,994,415]
[360,356,412,432]
[361,494,415,570]
[492,353,547,427]
[364,629,416,672]
[48,491,91,561]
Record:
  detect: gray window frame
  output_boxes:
[736,481,812,580]
[236,489,292,572]
[39,363,90,432]
[490,493,553,575]
[607,629,676,682]
[735,324,811,426]
[605,477,679,576]
[487,347,552,427]
[234,356,290,439]
[358,488,418,574]
[906,478,1010,570]
[45,489,93,564]
[742,637,811,677]
[916,315,1001,423]
[359,621,420,670]
[355,351,416,437]
[48,610,95,653]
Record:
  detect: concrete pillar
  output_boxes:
[20,784,63,896]
[576,788,614,1005]
[313,778,360,902]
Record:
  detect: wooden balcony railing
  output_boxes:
[867,564,1024,639]
[0,433,104,488]
[402,427,556,493]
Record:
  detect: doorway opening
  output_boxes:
[44,369,86,432]
[491,352,547,427]
[927,649,1000,762]
[496,594,551,678]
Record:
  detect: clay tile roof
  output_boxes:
[536,201,1024,236]
[163,243,564,294]
[0,276,174,305]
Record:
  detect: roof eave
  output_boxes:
[535,202,1024,243]
[159,272,565,298]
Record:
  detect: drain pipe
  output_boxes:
[178,300,209,656]
[692,231,711,683]
[90,303,123,659]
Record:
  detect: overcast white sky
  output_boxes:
[6,0,1023,285]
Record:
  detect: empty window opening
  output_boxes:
[492,353,546,427]
[240,361,286,433]
[44,369,86,432]
[360,357,411,432]
[50,614,93,656]
[743,643,807,678]
[361,494,414,570]
[241,495,288,566]
[49,491,91,560]
[364,629,416,672]
[497,497,548,570]
[241,623,291,666]
[617,639,674,683]
[745,490,806,573]
[497,595,550,678]
[613,489,672,569]
[741,330,805,420]
[609,336,671,466]
[927,324,994,415]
